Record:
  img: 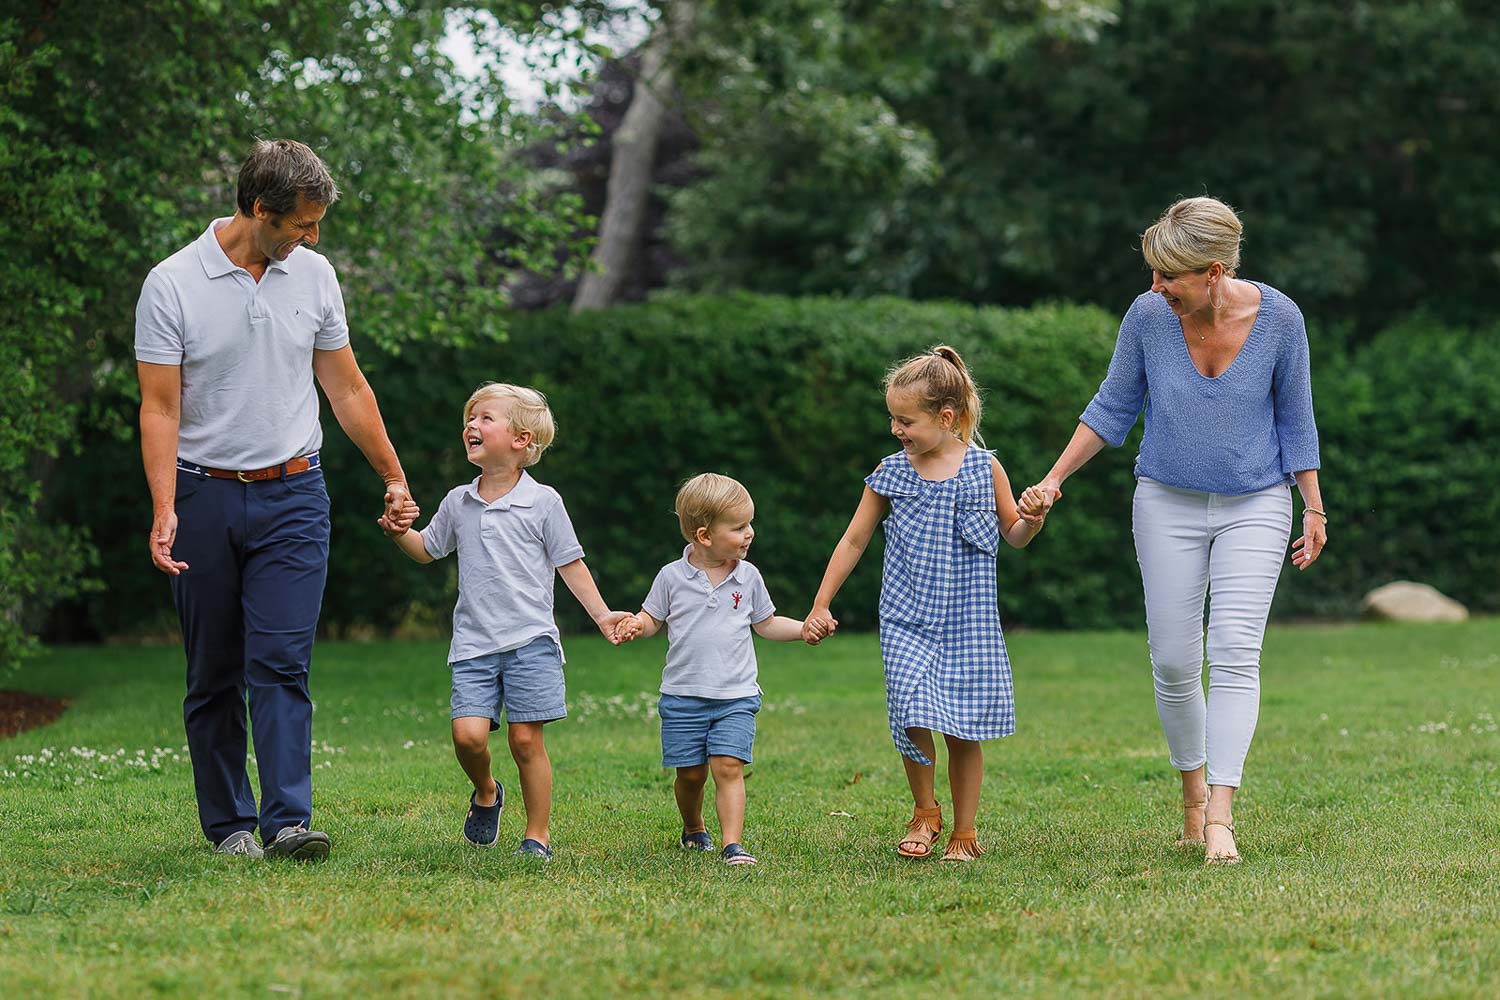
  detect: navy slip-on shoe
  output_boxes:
[463,779,505,848]
[515,837,554,860]
[678,829,715,852]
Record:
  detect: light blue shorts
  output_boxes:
[451,636,566,730]
[659,693,761,767]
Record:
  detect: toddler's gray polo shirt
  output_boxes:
[423,473,585,663]
[643,546,775,699]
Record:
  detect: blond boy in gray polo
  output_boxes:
[381,383,631,859]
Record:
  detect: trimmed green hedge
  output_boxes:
[46,296,1499,641]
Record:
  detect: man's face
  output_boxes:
[252,194,326,262]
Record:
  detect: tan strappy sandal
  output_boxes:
[1176,798,1208,846]
[1204,818,1241,865]
[897,805,943,858]
[940,828,985,862]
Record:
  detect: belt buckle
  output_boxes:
[237,470,252,483]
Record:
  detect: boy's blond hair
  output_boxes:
[675,473,753,543]
[462,383,555,468]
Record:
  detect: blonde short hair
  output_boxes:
[884,344,984,447]
[1141,196,1243,276]
[462,383,556,468]
[675,473,753,543]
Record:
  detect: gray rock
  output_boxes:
[1360,581,1469,622]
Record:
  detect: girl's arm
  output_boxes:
[556,558,629,644]
[992,456,1044,548]
[804,485,890,641]
[1290,469,1327,570]
[752,615,806,642]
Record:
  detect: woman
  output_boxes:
[1023,197,1327,864]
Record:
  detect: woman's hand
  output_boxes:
[1291,511,1327,570]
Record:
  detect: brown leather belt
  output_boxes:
[177,454,319,482]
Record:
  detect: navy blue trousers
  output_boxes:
[169,465,330,845]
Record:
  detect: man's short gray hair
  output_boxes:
[235,138,340,217]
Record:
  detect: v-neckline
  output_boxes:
[1176,281,1268,381]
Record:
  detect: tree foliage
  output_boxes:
[665,0,1500,330]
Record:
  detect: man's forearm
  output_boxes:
[140,409,181,512]
[328,380,405,485]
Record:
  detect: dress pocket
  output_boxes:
[955,485,1000,556]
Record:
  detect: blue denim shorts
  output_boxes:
[451,636,566,730]
[659,693,762,767]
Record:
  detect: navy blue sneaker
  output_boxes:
[720,843,758,866]
[679,829,715,852]
[515,837,554,860]
[463,779,504,848]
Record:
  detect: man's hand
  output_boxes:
[383,481,412,522]
[149,509,189,575]
[377,498,420,538]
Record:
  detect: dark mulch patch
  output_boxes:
[0,690,70,739]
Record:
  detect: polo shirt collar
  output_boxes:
[196,216,294,279]
[463,471,542,509]
[676,544,747,584]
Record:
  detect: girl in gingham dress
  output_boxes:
[804,347,1048,861]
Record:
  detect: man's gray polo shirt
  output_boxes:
[422,472,585,664]
[643,546,775,700]
[134,217,350,469]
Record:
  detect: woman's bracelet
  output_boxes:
[1303,507,1327,521]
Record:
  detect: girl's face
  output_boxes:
[695,504,755,561]
[887,387,955,456]
[463,401,529,469]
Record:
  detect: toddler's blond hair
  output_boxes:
[463,383,555,468]
[675,473,753,543]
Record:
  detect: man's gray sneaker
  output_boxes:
[264,825,330,861]
[215,830,264,858]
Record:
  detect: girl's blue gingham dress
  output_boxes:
[866,445,1014,764]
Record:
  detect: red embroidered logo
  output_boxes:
[732,592,743,610]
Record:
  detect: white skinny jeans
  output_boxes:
[1132,477,1292,787]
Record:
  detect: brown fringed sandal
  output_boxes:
[1204,818,1241,865]
[897,805,944,858]
[1176,798,1208,846]
[940,828,985,862]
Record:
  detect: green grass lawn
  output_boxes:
[2,620,1498,997]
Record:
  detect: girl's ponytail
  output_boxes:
[885,344,985,447]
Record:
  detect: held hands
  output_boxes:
[1018,479,1061,525]
[801,607,838,645]
[1291,510,1327,570]
[613,614,645,643]
[594,610,634,645]
[377,497,420,537]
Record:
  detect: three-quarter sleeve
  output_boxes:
[1079,301,1148,447]
[1272,305,1320,474]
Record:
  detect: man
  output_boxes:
[136,139,413,860]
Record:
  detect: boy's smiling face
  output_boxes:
[694,503,755,563]
[463,400,530,470]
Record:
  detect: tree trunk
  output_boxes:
[572,3,692,312]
